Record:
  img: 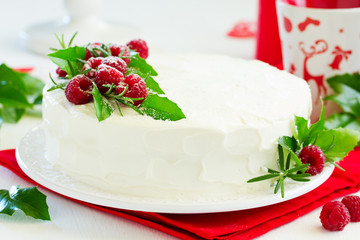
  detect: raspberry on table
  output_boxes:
[85,42,104,60]
[95,64,124,93]
[298,145,325,176]
[65,75,93,105]
[109,44,131,64]
[82,57,104,79]
[56,67,67,78]
[341,195,360,222]
[116,73,147,106]
[102,56,127,76]
[320,201,350,231]
[127,39,149,59]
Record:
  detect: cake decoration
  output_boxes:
[248,103,360,197]
[47,33,186,122]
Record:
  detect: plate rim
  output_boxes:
[16,125,335,214]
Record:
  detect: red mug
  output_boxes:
[281,0,360,8]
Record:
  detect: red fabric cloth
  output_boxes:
[255,0,283,68]
[1,149,360,240]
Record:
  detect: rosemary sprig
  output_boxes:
[247,145,311,198]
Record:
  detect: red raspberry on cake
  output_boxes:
[298,145,325,176]
[95,64,124,93]
[109,44,131,65]
[102,56,127,76]
[320,201,350,231]
[82,57,104,79]
[341,195,360,222]
[56,67,67,78]
[127,38,149,59]
[85,42,104,60]
[116,73,147,106]
[65,75,93,105]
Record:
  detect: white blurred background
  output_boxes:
[1,0,258,66]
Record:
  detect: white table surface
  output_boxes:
[0,0,359,239]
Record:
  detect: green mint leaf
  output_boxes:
[140,94,186,121]
[48,46,86,78]
[0,186,50,221]
[91,84,114,122]
[325,73,360,116]
[0,64,31,108]
[325,112,357,130]
[144,76,165,95]
[127,53,158,77]
[315,128,360,162]
[295,116,309,145]
[126,53,164,94]
[306,101,325,146]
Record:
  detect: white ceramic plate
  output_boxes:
[16,125,334,214]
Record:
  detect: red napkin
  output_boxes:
[1,149,360,240]
[255,0,283,68]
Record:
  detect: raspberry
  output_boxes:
[65,75,93,105]
[109,44,131,65]
[342,195,360,222]
[102,56,127,76]
[116,74,147,106]
[56,67,67,78]
[127,39,149,59]
[95,64,124,93]
[320,201,350,231]
[82,57,104,79]
[298,145,325,176]
[85,42,104,60]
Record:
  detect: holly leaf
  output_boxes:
[325,73,360,116]
[140,94,186,121]
[91,84,114,122]
[306,102,325,146]
[0,64,31,108]
[295,116,309,145]
[0,186,50,221]
[0,108,26,123]
[325,112,357,130]
[0,64,44,125]
[48,46,86,78]
[315,128,360,162]
[16,72,44,105]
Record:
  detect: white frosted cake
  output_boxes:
[43,54,312,201]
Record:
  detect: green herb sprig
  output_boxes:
[47,33,186,122]
[248,103,360,197]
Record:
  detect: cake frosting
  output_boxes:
[43,54,312,201]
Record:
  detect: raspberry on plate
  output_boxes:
[95,64,124,93]
[342,195,360,222]
[109,44,131,65]
[116,73,147,106]
[56,67,67,78]
[298,145,325,176]
[102,56,127,76]
[85,42,104,60]
[65,75,93,105]
[82,57,104,79]
[320,201,350,231]
[127,38,149,59]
